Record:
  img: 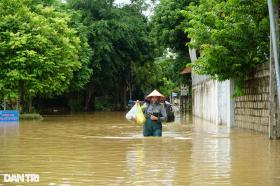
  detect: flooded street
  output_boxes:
[0,112,280,185]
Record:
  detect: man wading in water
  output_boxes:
[141,90,167,137]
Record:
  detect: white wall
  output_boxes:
[192,76,234,127]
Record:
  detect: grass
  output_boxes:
[20,113,44,120]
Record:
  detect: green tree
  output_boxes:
[150,0,196,97]
[131,55,181,98]
[68,0,154,110]
[151,0,197,55]
[66,10,92,91]
[0,0,84,112]
[184,0,269,94]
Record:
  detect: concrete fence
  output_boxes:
[192,62,279,137]
[192,75,234,127]
[235,63,270,133]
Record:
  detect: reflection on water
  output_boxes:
[0,122,19,136]
[0,112,279,185]
[191,117,231,185]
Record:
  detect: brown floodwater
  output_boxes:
[0,112,280,185]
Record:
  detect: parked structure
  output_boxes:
[180,67,192,113]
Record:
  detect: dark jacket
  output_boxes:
[144,103,167,122]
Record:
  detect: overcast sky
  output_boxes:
[114,0,131,5]
[114,0,157,18]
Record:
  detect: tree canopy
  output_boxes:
[0,0,272,112]
[183,0,269,94]
[0,0,89,111]
[67,0,155,110]
[149,0,195,97]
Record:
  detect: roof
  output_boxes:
[180,67,192,74]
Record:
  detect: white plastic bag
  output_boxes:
[126,103,137,121]
[126,102,146,125]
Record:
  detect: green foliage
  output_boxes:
[68,0,154,106]
[0,0,84,104]
[132,55,181,97]
[95,98,112,111]
[131,61,160,94]
[31,0,60,6]
[66,10,92,91]
[156,57,182,96]
[149,0,194,98]
[20,113,43,120]
[68,95,83,112]
[184,0,269,87]
[158,77,180,97]
[151,0,197,55]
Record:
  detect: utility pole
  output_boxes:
[268,0,280,106]
[268,0,280,139]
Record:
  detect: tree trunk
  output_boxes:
[122,82,127,111]
[116,83,121,110]
[113,88,118,110]
[84,85,93,112]
[19,81,25,113]
[28,95,33,113]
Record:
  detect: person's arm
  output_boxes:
[158,105,167,122]
[144,104,150,119]
[141,102,147,111]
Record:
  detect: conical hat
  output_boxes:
[145,90,165,100]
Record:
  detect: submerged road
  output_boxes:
[0,112,279,185]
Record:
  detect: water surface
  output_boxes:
[0,112,279,185]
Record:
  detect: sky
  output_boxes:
[114,0,157,18]
[114,0,131,5]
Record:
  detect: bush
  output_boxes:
[95,98,112,111]
[20,113,43,120]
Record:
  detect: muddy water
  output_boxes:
[0,112,279,185]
